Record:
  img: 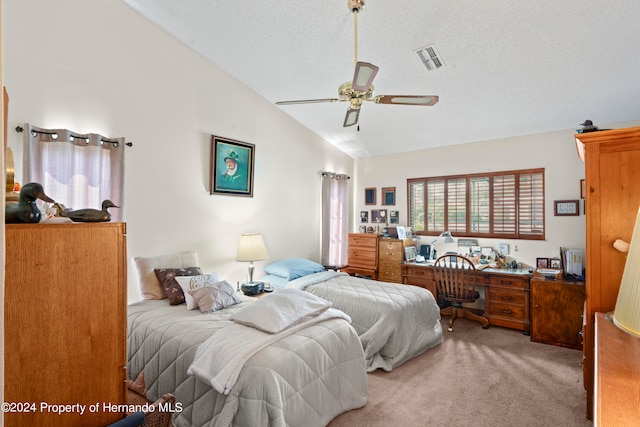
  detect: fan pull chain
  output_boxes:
[354,11,358,65]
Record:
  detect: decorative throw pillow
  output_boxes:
[188,280,241,312]
[231,288,332,333]
[133,250,199,299]
[263,258,325,280]
[154,267,203,305]
[175,274,220,310]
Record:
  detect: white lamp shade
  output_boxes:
[236,233,269,262]
[613,206,640,338]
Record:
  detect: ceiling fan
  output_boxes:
[275,0,439,128]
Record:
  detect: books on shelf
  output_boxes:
[560,247,584,278]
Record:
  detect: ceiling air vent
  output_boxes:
[415,45,444,71]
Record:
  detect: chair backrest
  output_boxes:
[143,394,176,427]
[433,254,479,303]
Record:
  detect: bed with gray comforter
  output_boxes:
[127,298,368,427]
[285,271,443,372]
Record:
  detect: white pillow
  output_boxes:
[175,274,220,310]
[133,251,200,299]
[188,280,241,312]
[230,288,331,333]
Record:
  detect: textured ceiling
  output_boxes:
[121,0,640,158]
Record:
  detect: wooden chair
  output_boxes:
[434,254,489,332]
[107,392,175,427]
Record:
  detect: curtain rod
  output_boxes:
[321,171,350,179]
[15,125,133,147]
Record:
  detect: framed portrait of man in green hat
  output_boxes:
[210,135,255,196]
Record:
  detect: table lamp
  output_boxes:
[431,231,456,259]
[236,232,269,284]
[612,207,640,338]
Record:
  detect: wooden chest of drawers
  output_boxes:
[343,233,380,279]
[378,238,406,283]
[485,274,531,334]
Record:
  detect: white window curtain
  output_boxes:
[321,171,349,268]
[23,123,125,221]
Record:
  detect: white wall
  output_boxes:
[3,0,353,302]
[354,120,640,268]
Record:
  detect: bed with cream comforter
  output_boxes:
[285,271,443,372]
[127,295,367,427]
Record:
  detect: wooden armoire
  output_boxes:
[575,126,640,419]
[4,222,127,426]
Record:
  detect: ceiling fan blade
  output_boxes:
[352,62,379,92]
[375,95,439,106]
[343,108,360,127]
[275,98,340,105]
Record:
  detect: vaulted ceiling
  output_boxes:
[122,0,640,158]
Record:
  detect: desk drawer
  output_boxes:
[489,276,529,289]
[487,301,526,321]
[487,288,526,306]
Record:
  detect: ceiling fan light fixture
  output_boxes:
[352,62,379,92]
[343,108,360,127]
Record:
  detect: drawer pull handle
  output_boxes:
[500,309,513,315]
[500,296,514,301]
[500,280,513,284]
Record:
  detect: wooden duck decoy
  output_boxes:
[58,199,120,222]
[5,182,55,223]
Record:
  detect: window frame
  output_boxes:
[407,168,545,240]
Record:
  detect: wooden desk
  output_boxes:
[402,262,532,334]
[594,312,640,426]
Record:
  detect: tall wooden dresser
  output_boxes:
[4,222,128,426]
[576,126,640,419]
[342,233,379,279]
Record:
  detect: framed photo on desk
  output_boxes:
[404,246,417,262]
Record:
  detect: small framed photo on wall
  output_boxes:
[360,211,368,223]
[382,187,396,206]
[365,188,376,205]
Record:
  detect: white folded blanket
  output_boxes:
[188,289,351,395]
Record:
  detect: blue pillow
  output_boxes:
[263,258,325,280]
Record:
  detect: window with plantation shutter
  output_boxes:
[470,177,490,233]
[407,168,545,240]
[447,178,466,233]
[493,174,516,235]
[408,181,425,232]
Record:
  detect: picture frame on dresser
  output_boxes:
[536,258,549,268]
[404,246,417,262]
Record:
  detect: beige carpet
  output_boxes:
[329,318,593,427]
